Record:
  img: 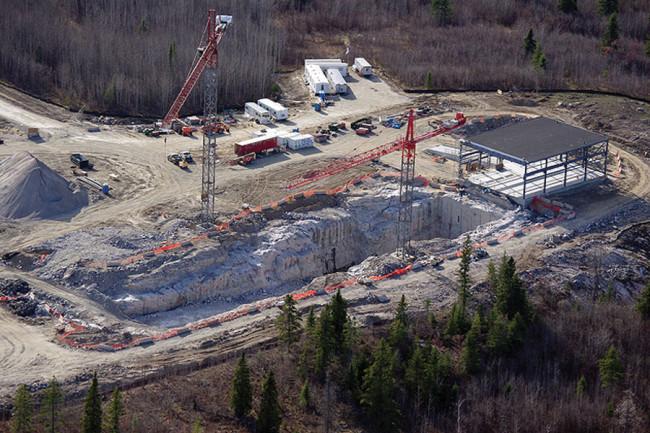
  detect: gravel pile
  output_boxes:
[0,152,88,219]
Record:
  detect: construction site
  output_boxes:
[1,9,650,416]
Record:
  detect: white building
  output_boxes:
[304,64,331,95]
[304,59,348,77]
[244,102,271,124]
[353,58,373,76]
[257,98,288,121]
[326,68,348,94]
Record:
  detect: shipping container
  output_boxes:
[304,65,330,95]
[286,134,314,150]
[305,59,349,77]
[257,98,289,121]
[353,58,373,76]
[234,135,278,156]
[244,102,271,124]
[277,131,300,148]
[326,68,348,94]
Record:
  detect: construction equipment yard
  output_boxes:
[1,49,650,409]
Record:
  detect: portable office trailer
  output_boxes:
[326,69,348,94]
[286,134,314,150]
[304,59,348,77]
[257,98,288,121]
[353,58,373,76]
[244,102,271,124]
[304,65,330,95]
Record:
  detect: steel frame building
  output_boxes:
[458,117,608,205]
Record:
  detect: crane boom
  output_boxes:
[162,13,229,127]
[287,112,467,190]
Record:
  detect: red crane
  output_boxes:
[286,112,467,190]
[162,10,231,127]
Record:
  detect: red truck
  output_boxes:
[234,135,278,157]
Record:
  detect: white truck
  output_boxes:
[244,102,271,124]
[353,57,373,77]
[257,98,288,121]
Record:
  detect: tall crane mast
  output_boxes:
[163,10,232,221]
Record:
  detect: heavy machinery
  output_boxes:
[163,10,232,221]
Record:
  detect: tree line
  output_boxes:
[7,242,650,432]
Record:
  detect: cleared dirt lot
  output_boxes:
[0,73,649,400]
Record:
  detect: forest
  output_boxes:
[4,240,649,433]
[0,0,649,116]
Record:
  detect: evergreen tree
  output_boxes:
[361,340,400,433]
[457,235,472,308]
[431,0,452,26]
[275,294,302,348]
[305,306,316,335]
[257,371,281,433]
[576,375,587,397]
[444,302,468,337]
[495,255,530,321]
[82,373,102,433]
[388,295,411,359]
[425,71,433,90]
[599,346,624,388]
[602,13,619,47]
[329,289,349,354]
[230,354,253,418]
[42,377,63,433]
[523,29,536,56]
[168,41,176,68]
[424,347,456,409]
[532,42,547,70]
[104,388,123,433]
[404,344,427,406]
[487,259,498,290]
[461,313,481,374]
[299,380,311,410]
[597,0,618,16]
[486,312,511,355]
[11,384,32,433]
[346,350,370,405]
[314,305,334,377]
[191,419,203,433]
[636,282,650,320]
[558,0,578,14]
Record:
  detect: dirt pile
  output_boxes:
[0,152,88,219]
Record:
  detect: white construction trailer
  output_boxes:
[353,58,373,76]
[304,64,331,95]
[326,68,348,94]
[304,59,348,77]
[244,102,271,124]
[257,98,289,121]
[286,134,314,150]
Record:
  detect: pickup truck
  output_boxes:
[70,153,94,169]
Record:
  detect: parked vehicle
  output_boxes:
[353,57,373,76]
[167,153,188,169]
[70,153,94,169]
[180,151,194,163]
[234,135,278,157]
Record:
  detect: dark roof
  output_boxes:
[464,117,607,164]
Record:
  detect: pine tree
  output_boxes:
[599,346,624,388]
[444,301,468,338]
[431,0,452,26]
[461,313,481,374]
[305,306,316,334]
[82,373,102,433]
[425,71,433,90]
[576,375,587,397]
[299,380,311,410]
[495,255,530,321]
[275,294,302,348]
[404,344,427,406]
[329,289,349,354]
[532,42,547,70]
[602,13,619,47]
[42,377,63,433]
[388,295,411,359]
[636,282,650,319]
[558,0,578,14]
[487,259,498,290]
[597,0,618,16]
[104,388,123,433]
[523,29,536,56]
[361,340,400,433]
[257,371,281,433]
[230,354,252,418]
[457,235,472,308]
[347,350,370,405]
[486,312,511,355]
[11,384,32,433]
